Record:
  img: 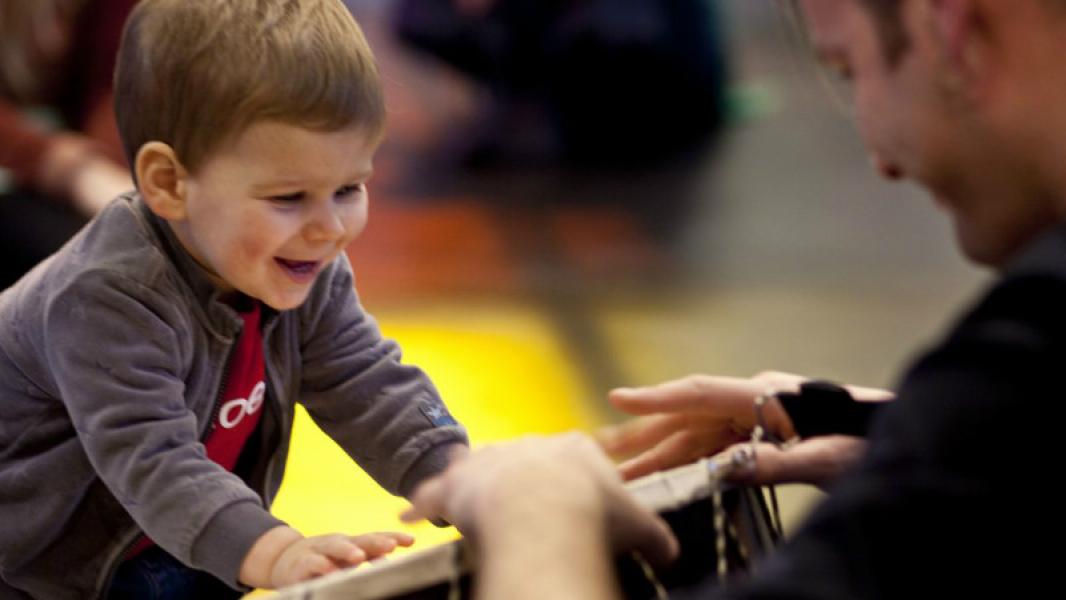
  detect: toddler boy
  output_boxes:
[0,0,468,597]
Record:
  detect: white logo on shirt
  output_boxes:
[219,381,265,429]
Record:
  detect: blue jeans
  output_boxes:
[106,546,241,600]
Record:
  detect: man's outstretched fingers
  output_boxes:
[597,414,684,457]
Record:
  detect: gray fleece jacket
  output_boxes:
[0,194,468,599]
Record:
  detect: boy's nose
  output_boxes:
[306,205,347,242]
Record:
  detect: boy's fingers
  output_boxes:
[385,531,416,547]
[349,532,414,558]
[318,536,367,565]
[299,553,336,579]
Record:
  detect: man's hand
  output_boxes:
[402,433,678,568]
[599,372,805,481]
[239,526,414,589]
[600,372,891,485]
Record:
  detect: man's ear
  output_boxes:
[135,141,189,221]
[931,0,992,96]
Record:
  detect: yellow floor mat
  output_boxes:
[252,305,603,595]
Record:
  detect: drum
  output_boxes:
[272,451,781,600]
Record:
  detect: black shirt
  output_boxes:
[706,222,1065,599]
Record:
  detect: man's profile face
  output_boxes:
[798,0,1059,266]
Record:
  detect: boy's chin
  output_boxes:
[253,288,313,311]
[261,296,310,311]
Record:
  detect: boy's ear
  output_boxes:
[135,142,189,221]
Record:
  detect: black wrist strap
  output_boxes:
[776,380,884,439]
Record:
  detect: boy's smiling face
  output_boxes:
[168,121,378,310]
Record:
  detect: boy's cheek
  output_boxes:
[238,236,272,262]
[345,207,370,241]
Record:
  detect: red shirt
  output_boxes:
[204,302,266,470]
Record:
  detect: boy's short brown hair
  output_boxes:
[114,0,385,174]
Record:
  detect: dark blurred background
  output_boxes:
[0,0,987,537]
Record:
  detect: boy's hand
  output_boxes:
[240,526,414,589]
[270,531,414,586]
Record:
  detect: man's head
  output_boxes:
[798,0,1066,266]
[116,0,384,310]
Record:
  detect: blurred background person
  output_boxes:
[392,0,730,169]
[0,0,135,288]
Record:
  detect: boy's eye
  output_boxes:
[335,183,365,198]
[270,192,305,203]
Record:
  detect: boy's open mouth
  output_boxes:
[275,258,319,277]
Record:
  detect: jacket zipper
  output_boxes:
[258,315,283,506]
[205,344,236,439]
[94,334,239,599]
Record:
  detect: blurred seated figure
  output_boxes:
[393,0,730,169]
[0,0,135,288]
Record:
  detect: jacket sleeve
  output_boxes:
[296,256,469,498]
[44,271,283,588]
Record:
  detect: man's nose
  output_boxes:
[870,154,904,180]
